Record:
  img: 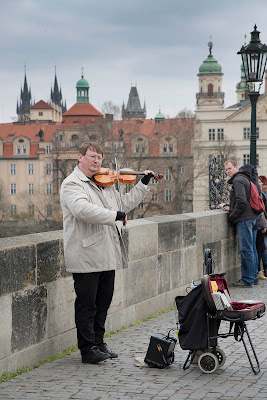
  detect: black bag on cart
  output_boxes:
[176,284,220,351]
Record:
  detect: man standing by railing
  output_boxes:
[220,160,258,287]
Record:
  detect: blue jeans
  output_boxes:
[262,234,267,264]
[236,219,258,286]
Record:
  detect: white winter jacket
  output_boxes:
[60,166,149,273]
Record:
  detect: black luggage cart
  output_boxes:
[175,250,265,374]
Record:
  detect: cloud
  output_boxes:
[1,0,267,122]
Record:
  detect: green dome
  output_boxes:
[236,64,249,91]
[236,79,249,91]
[76,77,89,88]
[199,55,222,74]
[155,111,165,119]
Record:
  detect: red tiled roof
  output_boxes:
[60,116,103,127]
[0,122,60,143]
[3,143,13,158]
[108,118,194,157]
[30,100,53,109]
[63,102,103,117]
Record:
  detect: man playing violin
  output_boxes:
[60,141,155,364]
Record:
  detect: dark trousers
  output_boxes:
[73,270,115,356]
[256,230,265,271]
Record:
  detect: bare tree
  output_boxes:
[176,108,195,118]
[101,101,121,120]
[18,189,61,222]
[0,180,9,220]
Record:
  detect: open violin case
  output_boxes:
[202,274,265,321]
[176,249,265,374]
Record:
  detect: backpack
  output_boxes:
[249,182,265,214]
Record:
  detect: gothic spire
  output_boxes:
[17,68,32,121]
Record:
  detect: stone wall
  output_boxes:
[0,210,239,375]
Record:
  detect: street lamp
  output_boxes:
[237,25,267,171]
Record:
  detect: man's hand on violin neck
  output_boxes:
[141,170,154,185]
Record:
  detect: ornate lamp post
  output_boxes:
[238,25,267,171]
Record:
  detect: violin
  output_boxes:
[94,168,163,187]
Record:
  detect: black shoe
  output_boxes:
[82,346,110,364]
[98,342,118,359]
[254,277,259,285]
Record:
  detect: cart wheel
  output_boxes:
[215,347,226,367]
[191,350,204,364]
[198,352,219,374]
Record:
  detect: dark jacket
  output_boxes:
[228,170,257,224]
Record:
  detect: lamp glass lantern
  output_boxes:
[238,25,267,91]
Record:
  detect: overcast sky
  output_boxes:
[1,0,267,122]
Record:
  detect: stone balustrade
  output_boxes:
[0,210,239,375]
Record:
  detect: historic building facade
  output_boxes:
[104,114,194,219]
[16,71,66,123]
[0,74,194,222]
[122,86,146,120]
[193,42,267,211]
[0,73,111,221]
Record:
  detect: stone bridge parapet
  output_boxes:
[0,210,239,375]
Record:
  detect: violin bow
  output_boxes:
[114,155,126,226]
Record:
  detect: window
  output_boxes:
[135,144,145,153]
[163,143,168,152]
[28,183,34,195]
[10,163,16,175]
[217,128,224,141]
[45,145,51,154]
[165,168,172,181]
[28,205,34,216]
[10,183,16,195]
[137,201,144,209]
[47,205,52,217]
[152,193,158,202]
[179,166,184,174]
[28,164,34,175]
[217,154,225,164]
[208,129,215,141]
[39,112,43,116]
[243,154,250,164]
[16,145,21,154]
[22,145,27,154]
[243,154,259,166]
[46,163,52,175]
[151,177,159,184]
[165,189,172,202]
[169,143,174,152]
[208,83,213,95]
[111,143,117,151]
[243,127,250,140]
[10,204,17,216]
[46,183,52,195]
[243,127,259,139]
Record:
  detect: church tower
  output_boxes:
[196,41,224,109]
[17,70,32,122]
[236,64,250,103]
[122,85,146,120]
[51,71,67,113]
[76,71,90,103]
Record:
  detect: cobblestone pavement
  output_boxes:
[0,281,267,400]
